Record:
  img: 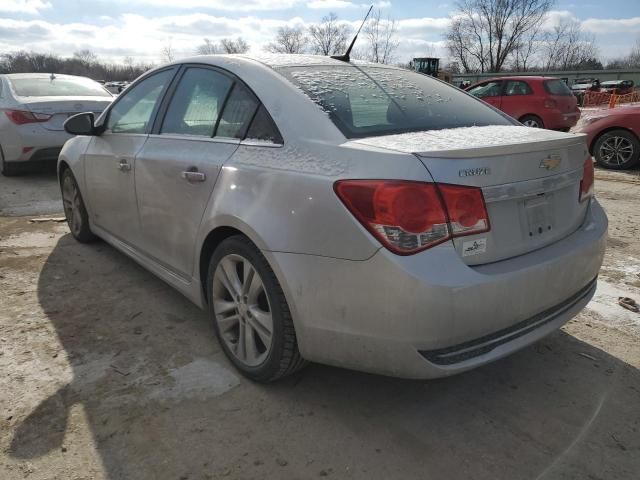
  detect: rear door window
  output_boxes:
[543,79,573,96]
[504,80,532,96]
[216,83,259,139]
[161,67,233,137]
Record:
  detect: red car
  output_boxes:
[573,106,640,170]
[466,76,581,130]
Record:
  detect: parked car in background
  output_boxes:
[574,106,640,170]
[466,76,580,131]
[59,54,606,382]
[466,76,580,130]
[0,73,112,176]
[600,80,635,95]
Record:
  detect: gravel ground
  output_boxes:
[1,169,639,480]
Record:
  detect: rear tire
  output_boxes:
[1,154,24,177]
[207,235,306,382]
[60,168,97,243]
[593,129,640,170]
[520,114,545,129]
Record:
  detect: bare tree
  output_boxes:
[73,49,97,66]
[219,37,250,54]
[445,0,553,73]
[196,38,219,55]
[606,38,640,69]
[308,12,350,56]
[541,19,599,70]
[160,41,175,63]
[363,9,398,64]
[510,21,542,71]
[265,26,307,54]
[446,17,485,73]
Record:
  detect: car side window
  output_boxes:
[216,83,259,139]
[107,69,173,134]
[504,80,532,96]
[468,81,502,98]
[245,105,283,144]
[161,67,232,137]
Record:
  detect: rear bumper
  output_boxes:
[267,200,607,379]
[546,109,581,130]
[0,125,70,163]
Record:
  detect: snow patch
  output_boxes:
[354,125,575,154]
[233,144,348,176]
[585,279,640,328]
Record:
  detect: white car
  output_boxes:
[0,73,113,176]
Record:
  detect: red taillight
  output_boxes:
[438,184,490,235]
[334,180,490,255]
[4,109,51,125]
[580,157,594,202]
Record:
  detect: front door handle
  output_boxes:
[118,159,131,172]
[181,168,206,183]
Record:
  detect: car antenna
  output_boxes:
[331,4,373,63]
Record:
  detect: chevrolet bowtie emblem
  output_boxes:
[540,156,561,170]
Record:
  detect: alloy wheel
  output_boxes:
[62,175,83,236]
[211,254,274,367]
[599,136,634,167]
[522,118,541,128]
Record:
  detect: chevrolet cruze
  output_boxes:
[58,54,607,382]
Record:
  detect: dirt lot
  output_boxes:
[1,169,639,480]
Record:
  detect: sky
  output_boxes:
[0,0,639,66]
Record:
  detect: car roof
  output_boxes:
[169,53,401,72]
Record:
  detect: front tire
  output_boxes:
[593,129,640,170]
[207,236,306,382]
[60,168,97,243]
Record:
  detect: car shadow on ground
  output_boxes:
[8,233,640,479]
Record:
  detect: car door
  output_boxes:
[84,68,176,246]
[134,65,260,278]
[499,79,533,119]
[467,80,503,110]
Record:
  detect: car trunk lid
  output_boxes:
[19,96,112,131]
[353,125,591,265]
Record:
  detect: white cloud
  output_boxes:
[132,0,300,11]
[307,0,391,8]
[0,0,51,14]
[307,0,356,8]
[581,16,640,34]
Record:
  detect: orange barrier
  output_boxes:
[608,90,640,108]
[583,91,611,107]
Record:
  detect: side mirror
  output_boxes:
[64,112,95,136]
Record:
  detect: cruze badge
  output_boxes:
[539,155,561,170]
[459,167,491,177]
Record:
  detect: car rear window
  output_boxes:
[543,79,572,96]
[278,65,513,139]
[8,76,111,97]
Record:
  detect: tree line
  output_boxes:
[445,0,640,73]
[1,5,638,81]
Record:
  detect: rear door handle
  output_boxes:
[118,159,131,172]
[181,168,206,183]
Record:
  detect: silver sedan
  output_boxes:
[58,54,607,382]
[0,73,112,176]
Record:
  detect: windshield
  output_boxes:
[8,76,111,97]
[278,65,513,138]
